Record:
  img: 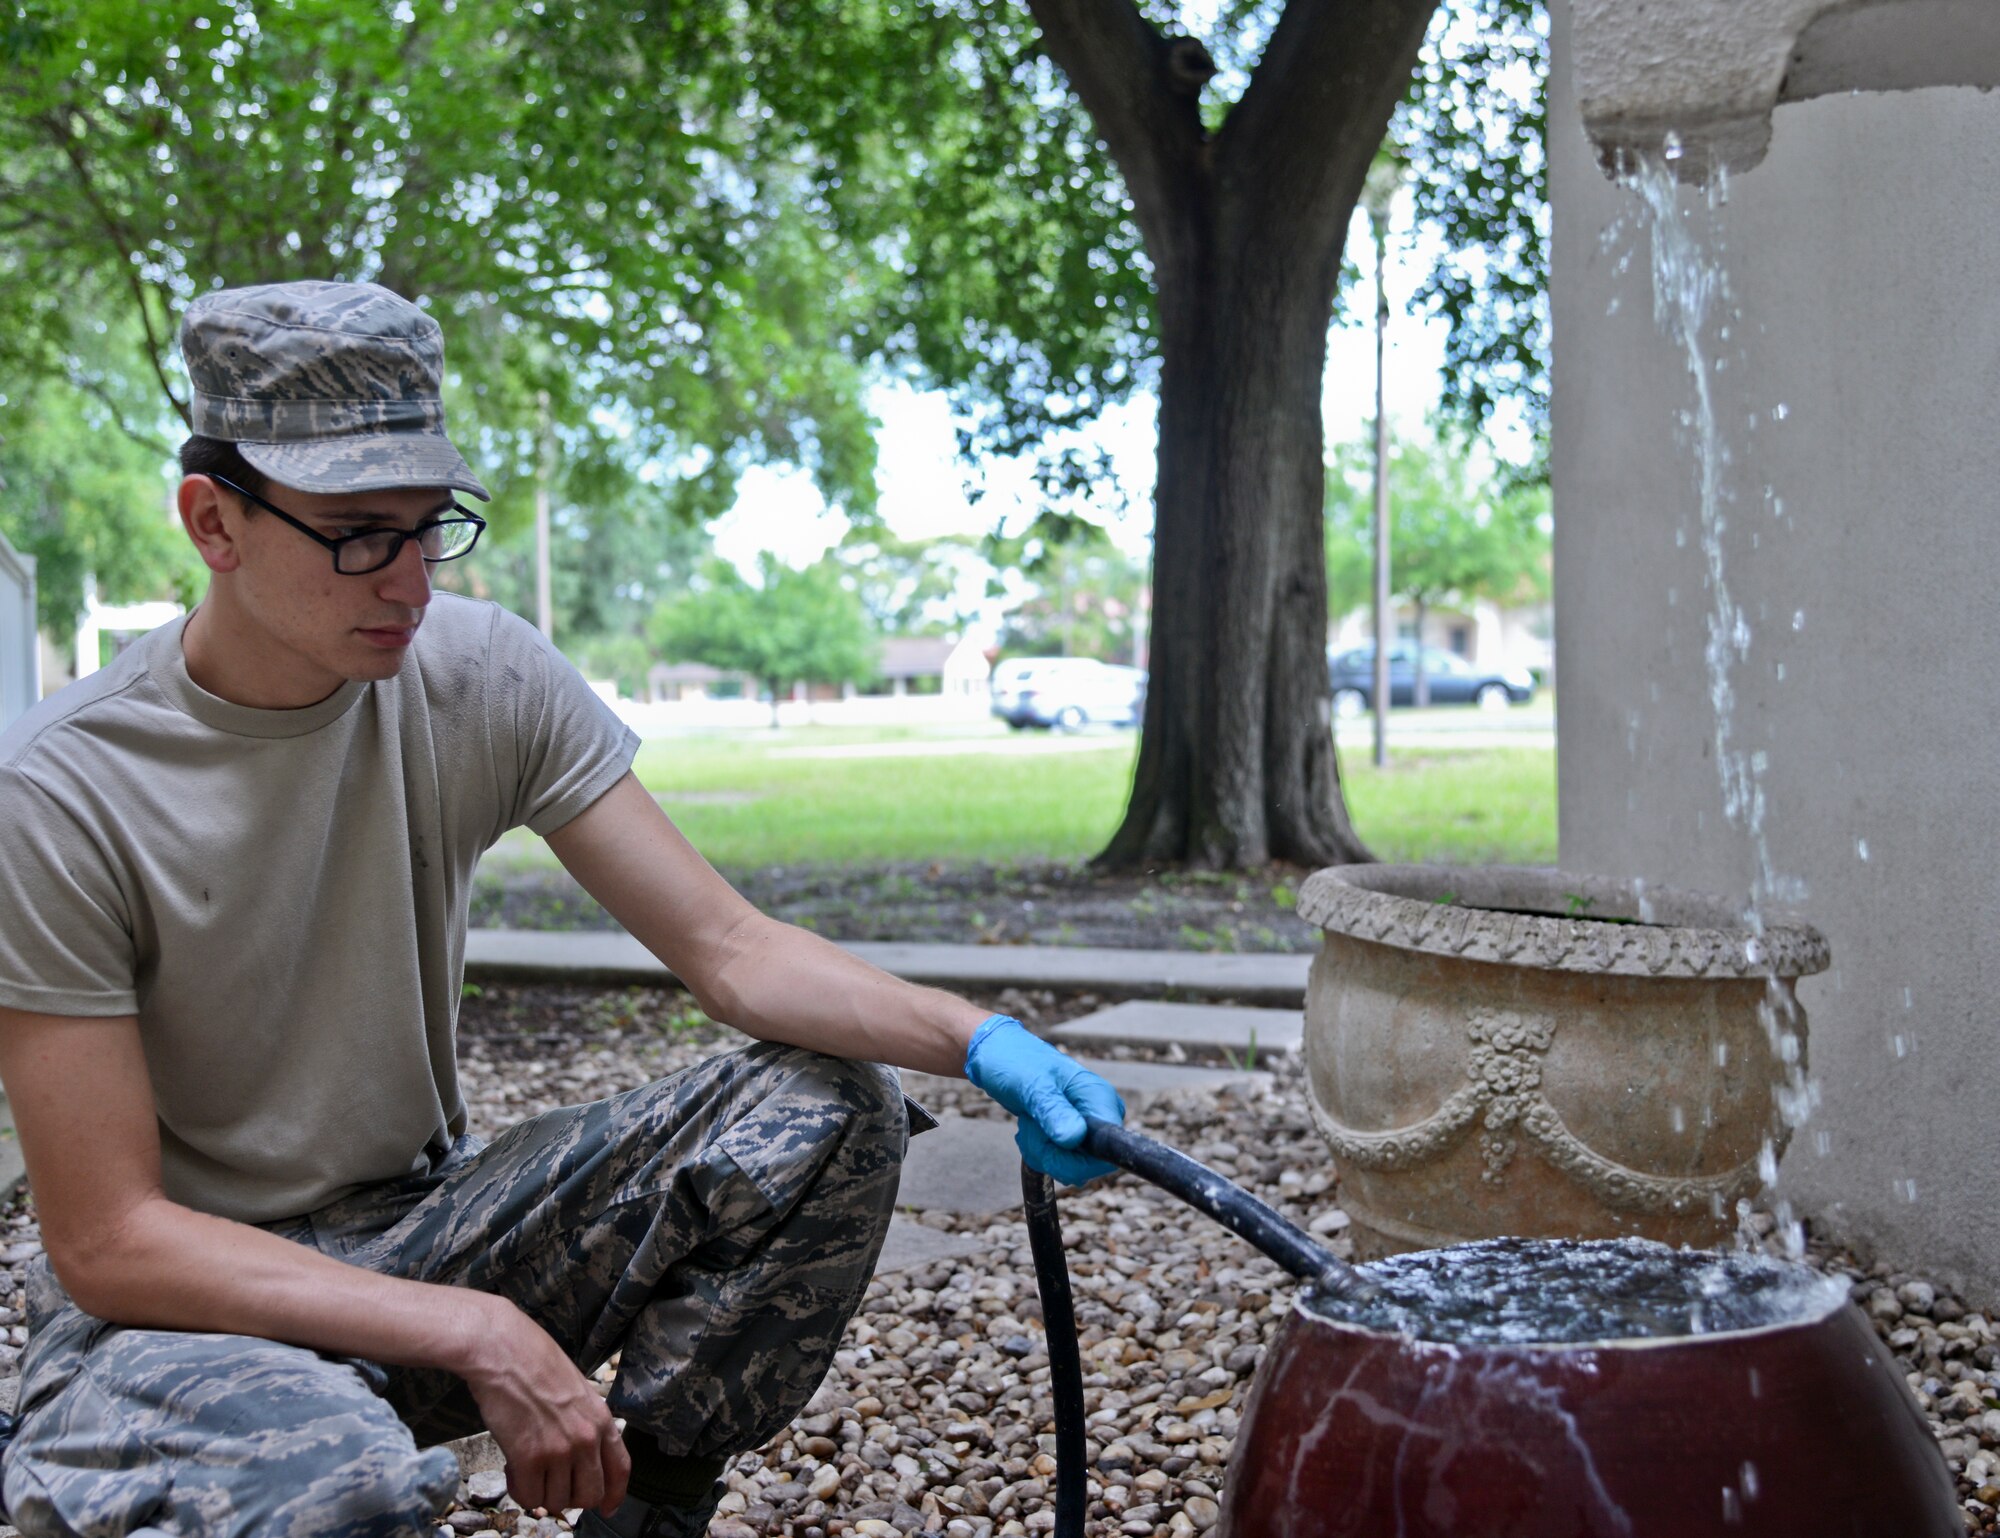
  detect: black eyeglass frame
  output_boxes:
[210,473,487,576]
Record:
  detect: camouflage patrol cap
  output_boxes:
[180,280,490,501]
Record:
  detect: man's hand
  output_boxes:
[457,1292,631,1516]
[963,1015,1127,1185]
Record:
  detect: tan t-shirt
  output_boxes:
[0,594,638,1222]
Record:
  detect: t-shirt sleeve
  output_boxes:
[486,606,641,837]
[0,767,139,1016]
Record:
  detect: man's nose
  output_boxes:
[376,536,432,606]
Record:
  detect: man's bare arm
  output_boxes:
[545,773,988,1075]
[0,1004,629,1515]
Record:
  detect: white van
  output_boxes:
[990,657,1146,731]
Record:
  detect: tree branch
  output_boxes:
[1021,0,1207,252]
[40,108,192,426]
[1219,0,1439,251]
[63,368,177,459]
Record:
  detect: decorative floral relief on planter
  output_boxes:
[1299,865,1830,1256]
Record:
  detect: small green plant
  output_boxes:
[1222,1028,1262,1074]
[1563,891,1635,924]
[1270,882,1297,910]
[460,982,484,1000]
[1435,891,1460,906]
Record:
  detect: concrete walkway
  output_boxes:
[1048,1000,1303,1056]
[465,929,1312,1005]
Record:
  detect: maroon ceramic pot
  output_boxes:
[1219,1296,1959,1537]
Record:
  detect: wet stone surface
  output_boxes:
[1309,1236,1853,1347]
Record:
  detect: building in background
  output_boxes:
[644,660,751,703]
[866,635,991,698]
[0,529,36,732]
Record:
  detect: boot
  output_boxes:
[571,1479,724,1538]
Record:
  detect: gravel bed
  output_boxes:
[0,981,1993,1537]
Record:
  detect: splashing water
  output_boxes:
[1616,156,1818,1258]
[1304,1237,1849,1347]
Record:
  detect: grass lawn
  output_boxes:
[1341,747,1557,866]
[481,723,1555,870]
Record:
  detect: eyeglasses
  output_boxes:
[211,474,487,576]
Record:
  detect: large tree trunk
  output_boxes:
[1027,0,1437,869]
[1107,227,1369,865]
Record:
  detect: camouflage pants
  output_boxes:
[1,1043,908,1538]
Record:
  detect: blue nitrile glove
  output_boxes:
[963,1014,1126,1186]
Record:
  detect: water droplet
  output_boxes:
[1722,1485,1744,1524]
[1606,295,1623,317]
[1774,663,1785,681]
[1671,1105,1686,1133]
[1676,527,1687,547]
[1893,1034,1908,1058]
[1750,750,1768,773]
[1772,402,1790,420]
[1856,838,1870,862]
[1897,1178,1919,1203]
[1714,1041,1731,1067]
[1664,131,1685,162]
[1814,1130,1832,1156]
[1903,987,1913,1009]
[1757,1143,1779,1185]
[1741,1462,1761,1501]
[1791,610,1805,631]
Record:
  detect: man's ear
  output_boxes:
[177,476,242,575]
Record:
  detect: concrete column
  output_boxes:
[1553,0,2000,1299]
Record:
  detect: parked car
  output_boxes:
[991,657,1147,730]
[1326,643,1536,715]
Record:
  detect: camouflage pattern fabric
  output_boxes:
[1,1044,907,1537]
[180,280,490,500]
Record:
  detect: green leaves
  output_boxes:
[647,553,879,703]
[993,528,1147,665]
[1325,429,1550,618]
[0,344,203,632]
[0,0,895,515]
[1396,0,1549,445]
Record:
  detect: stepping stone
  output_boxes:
[1070,1055,1271,1100]
[448,1430,505,1478]
[894,1112,1027,1216]
[874,1216,984,1276]
[1047,1001,1304,1057]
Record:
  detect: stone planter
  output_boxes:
[1296,865,1830,1258]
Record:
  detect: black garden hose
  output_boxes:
[1022,1117,1370,1538]
[1021,1164,1090,1538]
